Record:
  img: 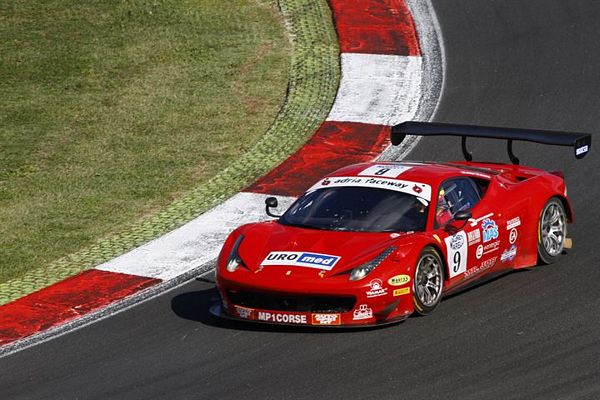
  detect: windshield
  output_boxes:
[280,187,429,232]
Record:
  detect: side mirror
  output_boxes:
[265,196,281,218]
[444,210,471,233]
[453,210,472,221]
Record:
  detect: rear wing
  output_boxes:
[391,122,592,164]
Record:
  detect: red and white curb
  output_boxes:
[0,0,444,354]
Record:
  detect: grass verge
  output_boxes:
[0,0,339,304]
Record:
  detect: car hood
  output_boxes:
[236,221,411,277]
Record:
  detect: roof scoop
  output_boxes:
[391,121,592,164]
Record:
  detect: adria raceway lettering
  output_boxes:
[0,0,443,352]
[308,176,432,201]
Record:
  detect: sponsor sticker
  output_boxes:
[234,305,253,319]
[388,275,411,286]
[476,244,484,259]
[393,287,411,296]
[576,145,589,156]
[358,164,412,178]
[506,216,521,230]
[450,234,465,250]
[311,313,341,325]
[465,257,497,278]
[256,311,308,324]
[469,213,494,227]
[261,251,341,270]
[308,176,432,201]
[509,228,518,244]
[482,218,499,242]
[467,229,481,246]
[353,304,373,320]
[501,245,518,263]
[366,279,388,298]
[483,241,500,254]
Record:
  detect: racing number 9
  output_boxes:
[452,251,461,273]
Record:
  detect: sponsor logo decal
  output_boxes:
[450,234,465,250]
[482,218,499,242]
[476,244,484,259]
[311,313,341,325]
[509,228,518,244]
[506,216,521,230]
[261,251,341,270]
[358,164,412,178]
[576,145,589,156]
[308,176,432,201]
[388,275,411,286]
[257,311,308,324]
[393,287,411,296]
[366,279,388,298]
[353,304,373,320]
[501,245,518,263]
[467,229,481,246]
[465,257,497,278]
[483,241,500,254]
[234,305,253,319]
[412,184,423,194]
[469,213,494,227]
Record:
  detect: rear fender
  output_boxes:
[555,195,574,223]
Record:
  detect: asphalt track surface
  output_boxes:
[2,1,600,399]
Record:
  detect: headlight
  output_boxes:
[226,235,245,272]
[349,246,396,281]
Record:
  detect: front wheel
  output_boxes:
[413,247,444,316]
[537,198,567,265]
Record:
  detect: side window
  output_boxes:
[435,178,482,227]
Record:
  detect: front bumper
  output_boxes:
[214,260,416,327]
[212,286,413,327]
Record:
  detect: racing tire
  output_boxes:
[413,247,444,316]
[537,197,567,265]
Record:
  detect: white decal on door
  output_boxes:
[445,231,468,278]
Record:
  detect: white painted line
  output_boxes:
[327,53,422,126]
[96,193,296,280]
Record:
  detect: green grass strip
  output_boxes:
[0,0,339,305]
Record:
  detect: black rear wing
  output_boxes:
[391,121,592,164]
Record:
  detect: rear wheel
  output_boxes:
[413,247,444,316]
[537,198,566,265]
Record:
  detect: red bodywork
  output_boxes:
[215,161,573,327]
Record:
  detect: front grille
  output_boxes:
[227,290,355,313]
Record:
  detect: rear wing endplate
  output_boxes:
[391,122,592,164]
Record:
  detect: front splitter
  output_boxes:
[209,302,408,329]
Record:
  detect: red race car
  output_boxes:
[212,122,591,327]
